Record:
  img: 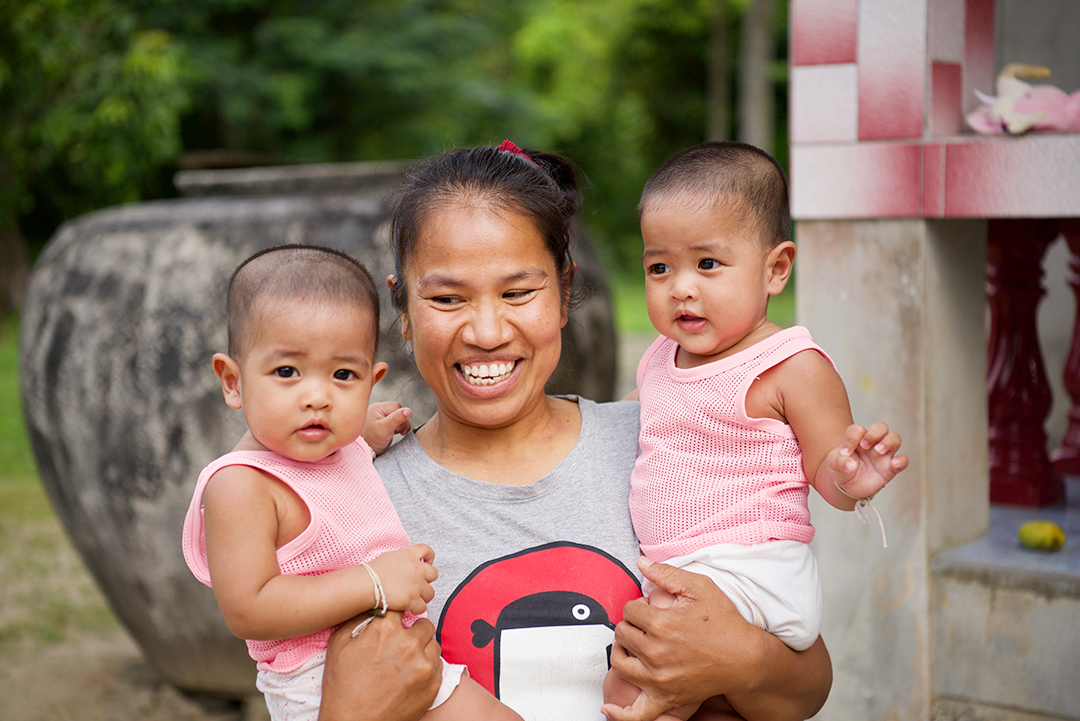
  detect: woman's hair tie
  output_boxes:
[497,139,537,166]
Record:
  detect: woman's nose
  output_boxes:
[462,303,511,348]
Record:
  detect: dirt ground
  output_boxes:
[0,626,257,721]
[0,490,263,721]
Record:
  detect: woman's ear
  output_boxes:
[387,275,411,340]
[559,262,577,327]
[766,241,796,297]
[213,353,243,409]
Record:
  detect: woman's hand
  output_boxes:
[608,558,831,721]
[320,611,443,721]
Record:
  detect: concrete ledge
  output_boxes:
[933,479,1080,583]
[933,697,1077,721]
[932,479,1080,720]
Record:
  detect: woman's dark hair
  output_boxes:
[388,144,580,310]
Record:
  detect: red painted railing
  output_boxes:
[987,218,1079,507]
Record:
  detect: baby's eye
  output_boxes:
[647,263,670,275]
[333,369,357,381]
[699,258,721,270]
[275,366,298,378]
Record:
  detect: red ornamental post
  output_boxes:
[1051,219,1080,477]
[986,218,1064,507]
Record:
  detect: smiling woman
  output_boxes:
[317,143,833,721]
[395,204,571,449]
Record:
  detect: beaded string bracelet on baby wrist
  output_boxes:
[834,482,888,549]
[351,562,389,637]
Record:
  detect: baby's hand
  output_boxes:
[366,544,437,615]
[363,401,413,456]
[828,422,908,501]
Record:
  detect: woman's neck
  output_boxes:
[415,396,582,486]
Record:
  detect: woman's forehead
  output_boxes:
[413,204,550,265]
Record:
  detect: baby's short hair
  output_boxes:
[226,245,380,358]
[639,141,791,247]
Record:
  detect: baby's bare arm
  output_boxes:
[778,351,906,510]
[203,466,435,640]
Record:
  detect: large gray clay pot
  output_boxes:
[18,161,617,697]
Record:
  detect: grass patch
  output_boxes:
[0,315,37,479]
[0,314,118,653]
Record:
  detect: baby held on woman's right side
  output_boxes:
[602,142,908,721]
[181,245,521,721]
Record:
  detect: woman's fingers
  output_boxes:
[321,612,442,721]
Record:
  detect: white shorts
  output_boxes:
[644,541,822,651]
[256,651,467,721]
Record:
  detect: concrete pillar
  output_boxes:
[797,218,988,719]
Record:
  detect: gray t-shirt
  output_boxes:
[376,396,642,720]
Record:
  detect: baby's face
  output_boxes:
[641,200,775,367]
[234,300,382,462]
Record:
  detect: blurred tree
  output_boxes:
[508,0,783,270]
[2,0,789,294]
[0,0,189,312]
[707,0,733,143]
[738,0,786,155]
[139,0,533,162]
[136,0,786,271]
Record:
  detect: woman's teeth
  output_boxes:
[461,361,515,385]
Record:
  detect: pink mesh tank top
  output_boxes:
[630,326,831,562]
[181,439,414,672]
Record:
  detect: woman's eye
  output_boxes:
[504,289,535,301]
[431,295,460,306]
[275,367,298,378]
[333,369,357,381]
[699,258,720,270]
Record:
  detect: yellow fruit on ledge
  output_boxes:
[1018,520,1066,552]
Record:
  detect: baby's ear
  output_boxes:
[766,241,796,296]
[372,361,388,386]
[213,353,243,409]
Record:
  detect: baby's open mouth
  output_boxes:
[459,361,516,386]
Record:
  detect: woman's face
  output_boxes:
[398,202,568,431]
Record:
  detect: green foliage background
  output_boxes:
[1,0,795,655]
[3,0,788,273]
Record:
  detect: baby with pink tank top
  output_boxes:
[602,143,908,721]
[181,246,521,721]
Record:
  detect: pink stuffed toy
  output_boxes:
[967,63,1080,135]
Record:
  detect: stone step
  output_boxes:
[931,479,1080,720]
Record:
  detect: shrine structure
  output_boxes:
[788,0,1079,718]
